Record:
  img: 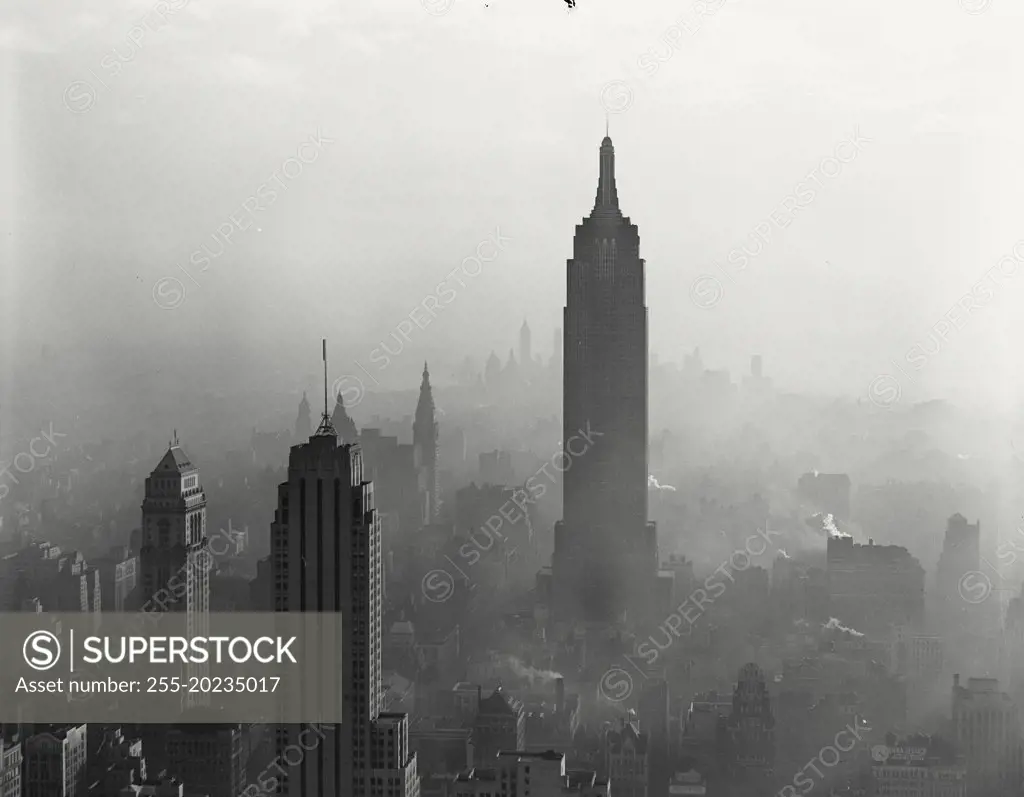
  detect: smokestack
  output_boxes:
[954,674,960,689]
[477,685,482,710]
[555,678,565,713]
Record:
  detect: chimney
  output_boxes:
[477,685,482,710]
[953,674,960,689]
[555,678,565,713]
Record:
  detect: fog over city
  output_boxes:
[3,0,1024,795]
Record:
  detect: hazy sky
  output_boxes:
[3,0,1024,409]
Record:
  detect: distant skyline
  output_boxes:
[3,0,1024,412]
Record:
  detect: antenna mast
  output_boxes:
[314,338,338,437]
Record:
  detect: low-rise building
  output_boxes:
[871,734,965,797]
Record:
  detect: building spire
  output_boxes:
[593,132,621,217]
[414,362,440,521]
[331,389,359,443]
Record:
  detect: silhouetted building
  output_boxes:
[484,352,502,393]
[6,543,99,613]
[936,514,980,613]
[553,133,657,624]
[474,688,526,764]
[520,320,532,380]
[827,536,924,633]
[331,392,359,445]
[414,363,440,522]
[726,664,775,785]
[604,719,649,797]
[360,429,428,537]
[92,544,137,613]
[294,392,312,441]
[951,674,1022,796]
[270,400,417,797]
[640,679,671,797]
[1004,587,1024,699]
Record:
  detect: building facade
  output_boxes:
[827,536,924,634]
[0,736,21,797]
[552,133,657,624]
[138,441,210,710]
[23,726,87,797]
[454,750,609,797]
[871,735,965,797]
[474,688,526,765]
[166,724,245,797]
[951,675,1021,796]
[270,408,417,797]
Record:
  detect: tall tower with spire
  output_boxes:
[520,319,532,377]
[271,341,418,797]
[553,132,657,625]
[414,363,440,522]
[295,392,312,441]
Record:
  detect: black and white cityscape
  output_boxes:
[4,0,1024,795]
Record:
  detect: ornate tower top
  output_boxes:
[415,362,436,427]
[592,135,622,219]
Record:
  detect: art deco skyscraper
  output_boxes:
[271,343,417,797]
[552,133,657,624]
[138,437,209,623]
[413,363,440,522]
[138,435,210,707]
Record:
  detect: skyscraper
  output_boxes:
[135,440,212,761]
[331,391,359,444]
[295,391,312,441]
[413,363,439,522]
[138,436,210,639]
[271,346,417,797]
[520,319,532,375]
[552,133,657,624]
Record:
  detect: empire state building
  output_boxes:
[552,133,658,624]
